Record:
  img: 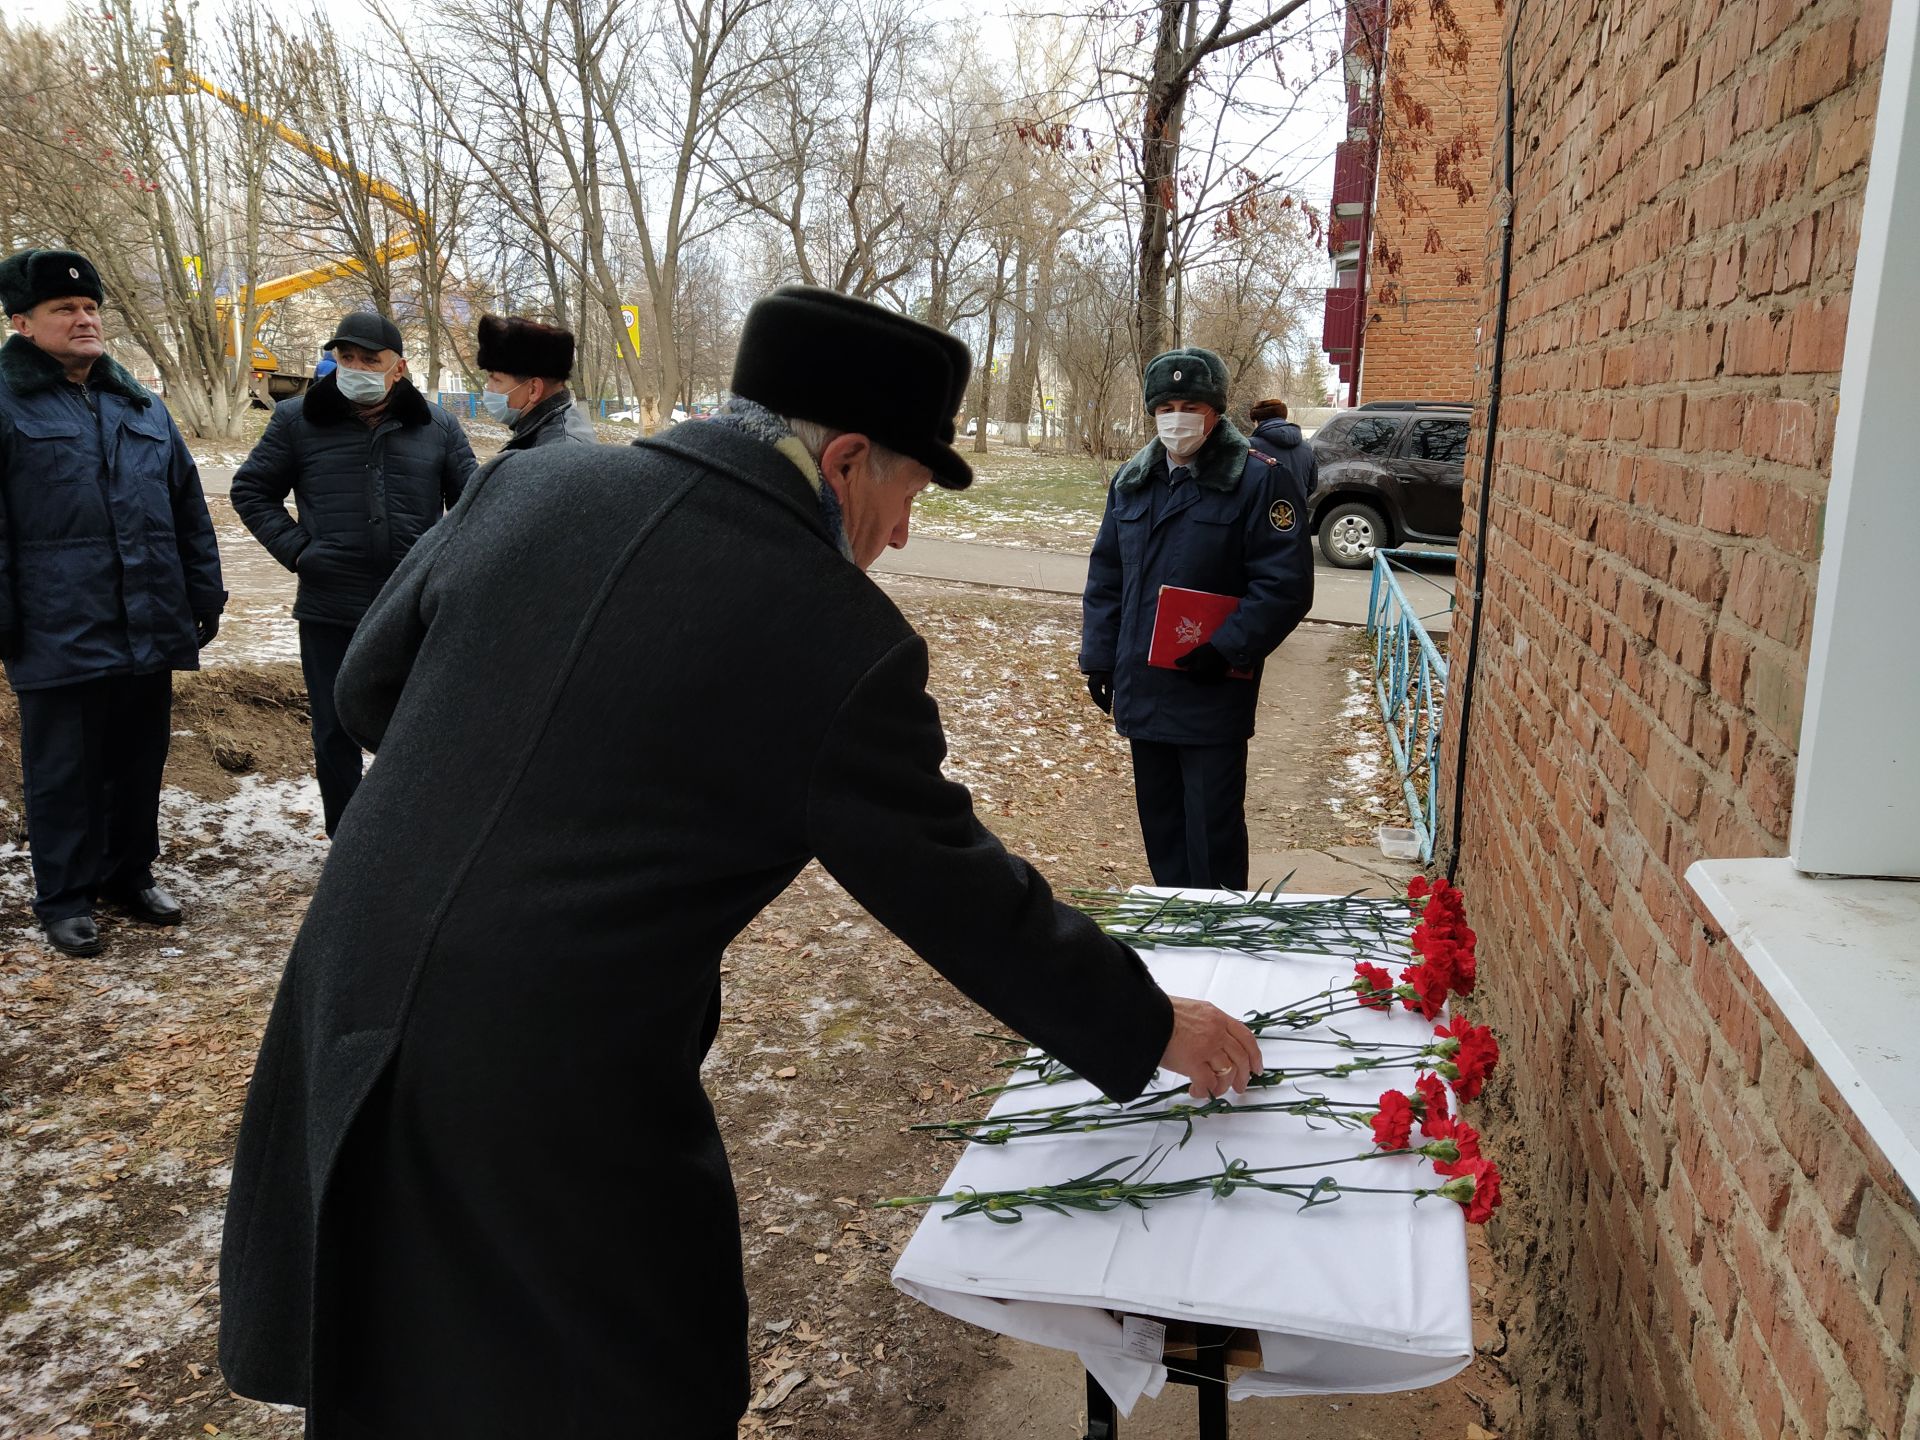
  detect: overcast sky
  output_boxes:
[13,0,1345,272]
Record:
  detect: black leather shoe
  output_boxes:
[107,884,184,926]
[45,915,103,956]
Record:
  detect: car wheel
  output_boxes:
[1318,501,1388,569]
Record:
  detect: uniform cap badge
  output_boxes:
[1172,368,1183,380]
[68,267,80,279]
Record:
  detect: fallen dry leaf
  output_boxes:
[758,1369,808,1410]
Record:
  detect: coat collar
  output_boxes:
[503,388,574,450]
[0,333,153,406]
[302,371,433,428]
[634,419,842,554]
[1113,418,1251,494]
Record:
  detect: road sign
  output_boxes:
[617,304,643,361]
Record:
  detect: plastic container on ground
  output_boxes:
[1377,826,1421,861]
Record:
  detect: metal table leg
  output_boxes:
[1084,1368,1118,1440]
[1190,1323,1229,1440]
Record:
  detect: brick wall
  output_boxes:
[1436,0,1920,1434]
[1357,0,1502,403]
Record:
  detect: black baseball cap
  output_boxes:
[323,311,404,357]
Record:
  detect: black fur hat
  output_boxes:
[730,284,973,489]
[476,314,576,381]
[0,248,104,317]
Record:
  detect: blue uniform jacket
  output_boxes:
[0,335,225,692]
[1079,419,1314,744]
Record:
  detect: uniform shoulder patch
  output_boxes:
[1269,498,1297,533]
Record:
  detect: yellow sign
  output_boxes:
[182,254,203,293]
[617,304,643,362]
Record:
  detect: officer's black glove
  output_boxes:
[0,628,19,662]
[194,613,220,649]
[1177,642,1231,684]
[1086,671,1114,713]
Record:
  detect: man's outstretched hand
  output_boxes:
[1159,996,1263,1099]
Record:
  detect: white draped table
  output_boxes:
[890,890,1474,1421]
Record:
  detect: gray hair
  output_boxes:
[785,418,916,482]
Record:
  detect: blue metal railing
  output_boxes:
[1365,549,1458,863]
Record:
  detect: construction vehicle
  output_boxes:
[155,52,431,402]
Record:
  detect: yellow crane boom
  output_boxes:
[155,52,431,384]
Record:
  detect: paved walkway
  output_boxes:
[877,534,1457,633]
[200,465,1458,633]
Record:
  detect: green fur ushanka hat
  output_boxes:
[0,248,104,317]
[1142,346,1229,413]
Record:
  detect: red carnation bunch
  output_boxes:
[1403,875,1477,1006]
[1369,1089,1415,1150]
[1432,1015,1500,1100]
[1414,1072,1451,1135]
[1352,961,1396,1010]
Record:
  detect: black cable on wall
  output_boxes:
[1444,2,1521,885]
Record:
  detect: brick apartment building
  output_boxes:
[1437,0,1920,1433]
[1322,0,1501,404]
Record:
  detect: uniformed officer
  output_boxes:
[1079,347,1315,889]
[0,248,226,955]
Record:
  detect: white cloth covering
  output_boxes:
[890,890,1474,1414]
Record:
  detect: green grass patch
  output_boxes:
[912,447,1112,552]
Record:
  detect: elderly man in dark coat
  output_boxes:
[476,312,598,451]
[218,286,1258,1438]
[230,310,476,836]
[1080,348,1316,890]
[0,248,225,955]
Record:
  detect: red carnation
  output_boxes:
[1434,1015,1500,1100]
[1449,936,1478,995]
[1400,962,1449,1019]
[1407,875,1431,900]
[1457,1157,1502,1223]
[1370,1089,1415,1150]
[1415,1072,1451,1135]
[1426,1115,1483,1175]
[1353,961,1395,1009]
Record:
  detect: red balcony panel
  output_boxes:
[1323,287,1359,357]
[1332,139,1374,211]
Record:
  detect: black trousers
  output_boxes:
[16,671,173,923]
[1128,738,1250,890]
[300,620,364,836]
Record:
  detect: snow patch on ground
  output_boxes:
[158,776,327,898]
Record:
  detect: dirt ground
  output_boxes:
[0,574,1511,1440]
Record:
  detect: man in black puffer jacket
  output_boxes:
[231,311,476,834]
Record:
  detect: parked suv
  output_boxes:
[1306,401,1472,568]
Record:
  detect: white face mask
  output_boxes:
[1156,410,1207,457]
[335,364,392,405]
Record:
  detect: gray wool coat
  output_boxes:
[217,420,1175,1438]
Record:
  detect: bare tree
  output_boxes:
[0,4,300,435]
[712,0,926,299]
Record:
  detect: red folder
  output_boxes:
[1148,586,1254,679]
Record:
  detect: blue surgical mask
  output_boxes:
[335,365,391,405]
[480,388,521,424]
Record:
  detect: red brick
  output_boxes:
[1787,293,1851,373]
[1786,18,1854,113]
